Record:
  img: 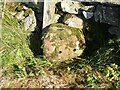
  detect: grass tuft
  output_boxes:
[1,9,51,79]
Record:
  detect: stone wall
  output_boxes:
[7,0,120,62]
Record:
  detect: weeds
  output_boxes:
[52,38,120,88]
[1,2,120,88]
[1,9,52,79]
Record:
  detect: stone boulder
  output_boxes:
[81,4,120,38]
[94,5,120,38]
[62,14,84,30]
[42,23,86,62]
[12,4,37,32]
[76,0,120,5]
[22,9,37,32]
[94,5,120,27]
[42,0,57,29]
[61,0,84,14]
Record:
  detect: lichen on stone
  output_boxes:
[42,23,86,62]
[24,8,33,17]
[78,2,85,7]
[63,14,73,21]
[63,14,84,30]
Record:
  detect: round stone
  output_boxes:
[42,23,86,62]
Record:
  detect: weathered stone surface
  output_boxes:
[42,23,86,62]
[22,10,37,31]
[94,5,120,27]
[8,3,37,31]
[53,14,61,23]
[83,11,94,19]
[98,0,120,5]
[63,14,84,30]
[75,0,120,5]
[23,2,44,31]
[42,0,57,29]
[94,5,120,37]
[23,2,44,22]
[81,4,120,38]
[83,4,120,37]
[81,6,95,11]
[61,0,84,14]
[82,6,95,19]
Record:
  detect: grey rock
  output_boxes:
[81,6,95,11]
[81,4,120,36]
[63,14,84,30]
[22,10,37,31]
[83,11,94,19]
[75,0,120,5]
[61,0,83,14]
[23,2,44,22]
[98,0,120,5]
[23,1,44,32]
[54,14,61,23]
[12,4,37,31]
[94,5,120,27]
[82,6,95,19]
[42,0,57,29]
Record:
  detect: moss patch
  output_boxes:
[63,14,73,21]
[42,23,86,62]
